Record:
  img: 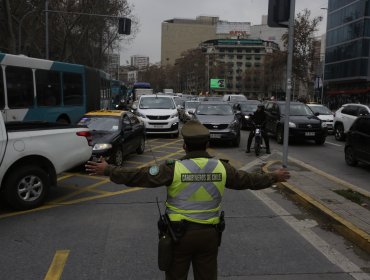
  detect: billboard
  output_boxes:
[210,79,225,89]
[216,21,251,36]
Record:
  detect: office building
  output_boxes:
[199,38,279,98]
[161,16,250,66]
[325,0,370,108]
[131,55,149,69]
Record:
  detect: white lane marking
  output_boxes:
[326,141,343,147]
[252,189,370,280]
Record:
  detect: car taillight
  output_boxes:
[76,131,93,146]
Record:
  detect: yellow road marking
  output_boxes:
[57,174,74,181]
[63,184,112,195]
[44,250,69,280]
[0,187,143,219]
[51,179,110,203]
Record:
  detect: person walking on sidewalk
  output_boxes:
[85,120,290,280]
[246,103,271,154]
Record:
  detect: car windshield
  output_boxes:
[240,103,259,112]
[230,95,247,102]
[78,116,120,132]
[196,104,233,115]
[185,101,200,109]
[139,97,175,109]
[309,105,332,115]
[280,104,314,116]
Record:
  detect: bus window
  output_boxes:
[63,72,83,105]
[36,69,61,107]
[6,66,34,108]
[0,68,4,109]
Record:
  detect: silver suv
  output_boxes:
[333,103,370,141]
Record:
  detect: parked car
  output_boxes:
[307,103,334,134]
[264,101,327,145]
[344,115,370,166]
[191,101,241,146]
[179,100,200,122]
[333,103,370,141]
[233,100,261,130]
[77,110,145,166]
[132,94,179,137]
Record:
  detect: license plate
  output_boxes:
[305,132,315,136]
[210,134,221,139]
[153,125,164,128]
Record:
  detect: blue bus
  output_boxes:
[0,53,112,124]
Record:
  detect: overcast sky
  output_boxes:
[119,0,328,65]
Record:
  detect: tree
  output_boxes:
[282,9,322,98]
[0,0,137,69]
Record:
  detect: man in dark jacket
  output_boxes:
[246,104,271,154]
[85,120,289,280]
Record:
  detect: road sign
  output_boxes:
[210,79,225,89]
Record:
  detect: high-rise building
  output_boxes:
[131,55,149,69]
[199,38,280,98]
[250,15,286,50]
[161,16,251,66]
[107,53,120,80]
[325,0,370,108]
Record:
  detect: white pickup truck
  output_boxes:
[0,114,92,210]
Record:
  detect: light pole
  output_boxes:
[45,0,49,59]
[320,7,328,104]
[18,10,38,54]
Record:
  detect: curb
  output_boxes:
[262,160,370,254]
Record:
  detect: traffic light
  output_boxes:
[268,0,290,28]
[118,17,131,35]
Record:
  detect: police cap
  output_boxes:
[181,120,210,144]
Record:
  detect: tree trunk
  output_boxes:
[2,0,17,53]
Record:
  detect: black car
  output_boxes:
[345,116,370,166]
[78,110,145,166]
[264,101,327,145]
[191,101,241,146]
[233,100,261,130]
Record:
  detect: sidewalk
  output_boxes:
[262,156,370,255]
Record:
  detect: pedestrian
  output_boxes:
[85,120,290,280]
[246,103,271,154]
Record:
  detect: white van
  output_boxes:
[134,95,179,137]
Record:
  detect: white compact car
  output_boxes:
[134,95,179,137]
[333,103,370,141]
[307,103,334,134]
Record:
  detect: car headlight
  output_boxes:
[93,143,112,151]
[228,119,239,129]
[289,122,296,128]
[321,121,327,128]
[136,112,146,118]
[170,112,179,118]
[244,115,250,119]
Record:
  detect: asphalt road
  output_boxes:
[0,131,369,279]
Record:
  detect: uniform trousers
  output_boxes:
[165,227,219,280]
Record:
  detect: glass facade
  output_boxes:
[325,0,370,106]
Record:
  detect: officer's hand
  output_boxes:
[273,168,290,182]
[85,157,108,176]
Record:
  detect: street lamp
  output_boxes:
[18,10,38,54]
[320,7,328,104]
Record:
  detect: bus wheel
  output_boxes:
[56,117,70,124]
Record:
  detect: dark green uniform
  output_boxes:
[102,120,279,280]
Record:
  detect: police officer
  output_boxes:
[246,103,271,154]
[85,120,290,280]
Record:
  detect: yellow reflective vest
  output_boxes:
[166,158,226,224]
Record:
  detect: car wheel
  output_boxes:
[334,124,345,141]
[2,166,49,210]
[276,127,283,144]
[111,147,124,166]
[136,136,145,154]
[315,137,326,145]
[345,146,358,166]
